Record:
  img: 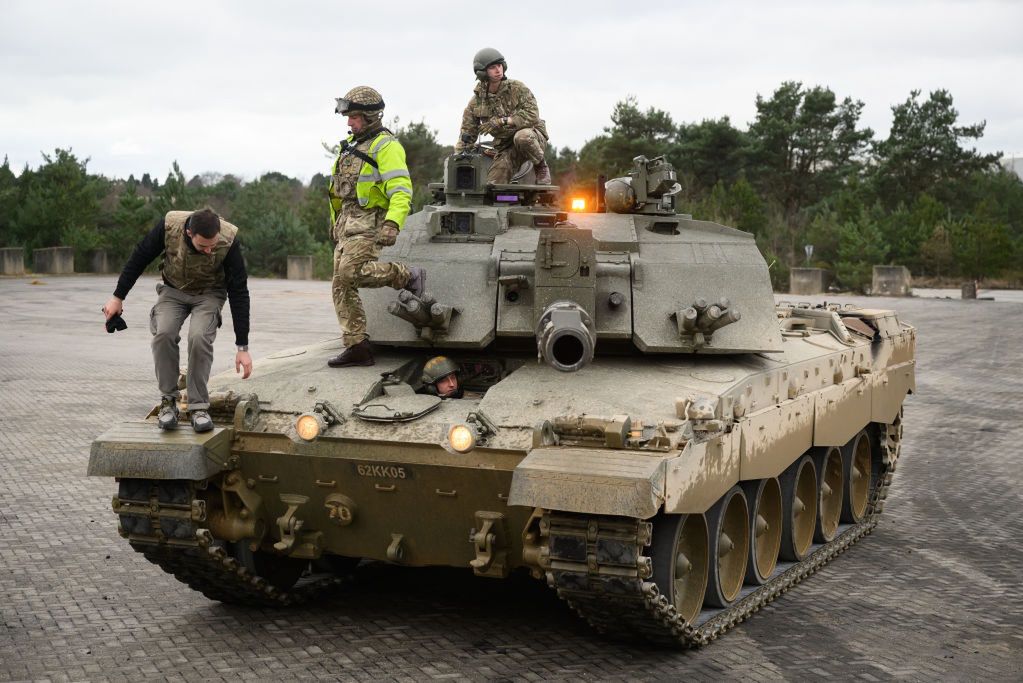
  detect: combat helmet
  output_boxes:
[422,356,460,385]
[336,86,385,120]
[473,47,507,81]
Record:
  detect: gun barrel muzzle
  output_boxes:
[535,301,596,372]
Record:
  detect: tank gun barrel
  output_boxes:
[535,301,596,373]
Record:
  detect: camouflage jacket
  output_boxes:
[458,78,548,150]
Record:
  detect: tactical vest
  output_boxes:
[328,131,413,230]
[161,211,238,293]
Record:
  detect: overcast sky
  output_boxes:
[2,0,1020,183]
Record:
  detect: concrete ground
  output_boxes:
[1,274,1021,681]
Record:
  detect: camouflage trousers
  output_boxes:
[332,236,410,346]
[488,128,547,184]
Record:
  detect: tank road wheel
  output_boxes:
[704,486,750,608]
[779,454,817,561]
[650,513,709,624]
[813,446,845,542]
[230,542,309,592]
[841,430,873,523]
[742,478,782,585]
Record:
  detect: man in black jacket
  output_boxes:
[101,208,252,432]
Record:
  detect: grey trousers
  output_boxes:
[149,282,226,410]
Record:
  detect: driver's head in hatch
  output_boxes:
[422,356,462,398]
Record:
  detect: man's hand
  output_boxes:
[377,221,399,246]
[235,350,253,379]
[479,116,504,135]
[102,296,123,321]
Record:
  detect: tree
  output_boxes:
[835,209,889,292]
[685,178,768,238]
[747,82,873,218]
[0,157,18,246]
[676,117,748,194]
[152,161,193,216]
[107,179,156,261]
[228,173,315,276]
[871,89,1000,210]
[395,121,451,211]
[950,198,1013,280]
[576,97,680,184]
[300,173,332,246]
[240,208,317,276]
[11,148,104,252]
[880,193,947,272]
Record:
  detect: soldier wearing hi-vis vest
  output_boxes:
[102,208,253,433]
[327,86,425,368]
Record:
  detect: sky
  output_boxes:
[1,0,1021,184]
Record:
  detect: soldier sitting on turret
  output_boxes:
[455,47,551,185]
[420,356,462,399]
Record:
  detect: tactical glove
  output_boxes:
[479,116,504,135]
[377,221,399,246]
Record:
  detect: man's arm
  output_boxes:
[222,240,252,378]
[456,97,481,149]
[508,82,541,130]
[103,218,165,320]
[377,141,413,229]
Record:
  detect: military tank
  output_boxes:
[89,151,915,646]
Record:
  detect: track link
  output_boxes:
[114,479,344,607]
[541,418,902,647]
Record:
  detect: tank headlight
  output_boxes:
[296,413,327,441]
[447,424,477,454]
[571,198,586,211]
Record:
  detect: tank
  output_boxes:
[88,151,915,646]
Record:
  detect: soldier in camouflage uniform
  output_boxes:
[456,48,551,185]
[327,86,425,368]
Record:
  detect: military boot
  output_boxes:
[327,340,375,368]
[157,395,179,430]
[404,266,426,298]
[534,160,552,185]
[190,409,214,433]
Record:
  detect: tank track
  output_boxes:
[540,418,903,648]
[114,479,345,607]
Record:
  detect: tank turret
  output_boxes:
[363,153,782,363]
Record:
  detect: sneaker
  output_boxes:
[157,396,179,430]
[534,160,551,185]
[190,409,214,433]
[327,339,375,368]
[404,266,426,298]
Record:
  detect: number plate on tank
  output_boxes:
[353,463,412,480]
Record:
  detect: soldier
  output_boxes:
[456,47,551,185]
[421,356,462,398]
[327,86,425,368]
[101,208,253,432]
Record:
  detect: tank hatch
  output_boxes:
[352,382,441,422]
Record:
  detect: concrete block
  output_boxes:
[789,268,830,295]
[872,265,912,296]
[33,247,75,274]
[85,249,113,274]
[287,255,314,280]
[0,247,25,275]
[961,281,977,299]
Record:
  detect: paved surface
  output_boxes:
[1,274,1021,682]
